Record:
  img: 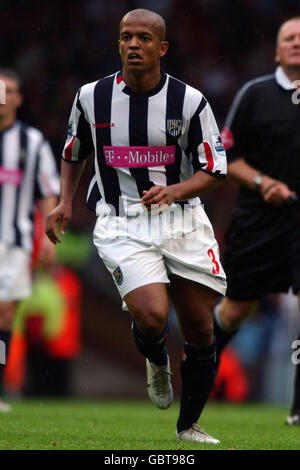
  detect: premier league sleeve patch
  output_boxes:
[210,134,226,156]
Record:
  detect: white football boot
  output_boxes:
[176,423,220,444]
[146,356,173,409]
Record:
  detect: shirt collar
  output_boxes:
[117,70,167,98]
[275,66,297,90]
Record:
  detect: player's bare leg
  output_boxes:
[124,283,173,409]
[168,275,220,443]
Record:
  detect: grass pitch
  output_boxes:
[0,399,299,451]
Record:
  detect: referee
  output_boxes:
[0,69,59,410]
[214,17,300,425]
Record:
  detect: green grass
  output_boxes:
[0,399,299,450]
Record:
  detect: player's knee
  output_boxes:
[135,307,168,337]
[185,324,214,348]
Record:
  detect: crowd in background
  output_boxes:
[1,0,298,159]
[1,0,299,237]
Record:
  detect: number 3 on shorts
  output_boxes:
[207,249,220,275]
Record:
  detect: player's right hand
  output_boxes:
[45,201,72,244]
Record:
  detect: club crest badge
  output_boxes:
[113,266,123,286]
[167,119,183,137]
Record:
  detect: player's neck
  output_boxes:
[122,68,162,94]
[0,114,16,133]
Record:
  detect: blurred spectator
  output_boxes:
[4,265,82,397]
[210,347,249,403]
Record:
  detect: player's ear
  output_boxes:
[159,41,169,58]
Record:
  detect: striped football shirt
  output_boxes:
[0,120,60,252]
[63,71,227,216]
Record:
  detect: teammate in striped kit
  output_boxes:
[46,9,227,443]
[0,69,60,410]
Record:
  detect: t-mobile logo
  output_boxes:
[0,340,6,364]
[0,80,5,104]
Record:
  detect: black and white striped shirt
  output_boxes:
[0,120,60,252]
[63,71,227,216]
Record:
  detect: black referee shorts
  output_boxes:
[223,213,300,301]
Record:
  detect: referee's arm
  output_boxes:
[228,157,296,206]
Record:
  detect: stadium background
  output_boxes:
[1,0,300,404]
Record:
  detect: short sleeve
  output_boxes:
[221,83,254,163]
[62,88,94,163]
[187,95,227,178]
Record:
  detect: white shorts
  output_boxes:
[0,243,32,301]
[93,204,227,309]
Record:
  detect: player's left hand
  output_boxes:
[141,185,177,213]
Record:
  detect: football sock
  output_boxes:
[214,304,238,369]
[0,331,11,397]
[177,340,216,433]
[132,321,168,366]
[291,331,300,415]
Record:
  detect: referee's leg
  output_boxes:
[287,290,300,423]
[213,297,258,367]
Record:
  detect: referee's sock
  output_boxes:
[0,331,11,397]
[177,340,216,433]
[131,321,169,366]
[214,304,238,369]
[290,331,300,415]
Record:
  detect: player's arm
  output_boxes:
[142,94,226,211]
[46,86,93,243]
[45,159,86,244]
[228,157,296,206]
[141,171,222,210]
[222,82,296,206]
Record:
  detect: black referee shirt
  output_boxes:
[221,66,300,237]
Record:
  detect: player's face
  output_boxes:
[0,76,22,119]
[276,19,300,69]
[118,16,168,76]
